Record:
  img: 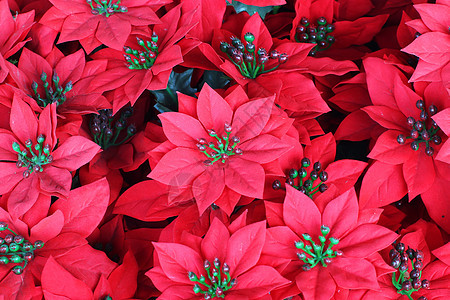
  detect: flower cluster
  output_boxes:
[0,0,447,299]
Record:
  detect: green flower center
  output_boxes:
[189,258,237,299]
[273,157,328,198]
[295,225,341,270]
[295,16,335,56]
[0,222,44,275]
[389,243,430,299]
[12,135,53,178]
[124,34,159,70]
[397,100,442,157]
[31,72,72,107]
[87,0,127,17]
[197,123,243,166]
[220,32,288,79]
[90,108,136,150]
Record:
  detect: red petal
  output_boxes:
[240,134,292,164]
[338,224,398,258]
[402,150,436,200]
[232,96,274,142]
[41,256,94,299]
[193,166,225,215]
[325,160,367,194]
[196,84,233,133]
[296,266,336,300]
[224,157,265,199]
[159,112,207,147]
[10,94,38,143]
[415,3,450,33]
[402,32,450,65]
[362,106,408,131]
[226,221,266,277]
[153,242,203,285]
[29,210,64,243]
[359,161,407,209]
[51,136,101,171]
[50,178,109,238]
[201,218,230,264]
[230,265,289,298]
[38,166,72,198]
[262,226,299,260]
[304,133,336,168]
[149,147,206,186]
[322,188,358,239]
[368,130,413,164]
[7,174,40,218]
[283,185,321,238]
[107,251,138,299]
[329,257,379,290]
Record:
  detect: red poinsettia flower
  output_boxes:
[182,12,335,114]
[149,84,292,215]
[2,47,110,117]
[39,0,166,53]
[264,132,367,201]
[147,218,289,299]
[401,2,450,87]
[88,3,197,113]
[262,186,398,300]
[359,58,450,233]
[286,0,389,61]
[0,178,116,298]
[358,227,450,300]
[0,0,35,82]
[0,95,100,217]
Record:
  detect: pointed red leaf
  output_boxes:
[193,167,225,215]
[226,221,266,277]
[283,185,321,238]
[41,256,94,300]
[30,210,64,243]
[196,84,233,133]
[368,130,413,164]
[51,178,109,237]
[149,147,206,186]
[232,96,274,143]
[153,242,203,285]
[159,112,207,147]
[322,188,358,239]
[338,224,398,258]
[107,251,138,299]
[201,218,230,264]
[224,157,265,199]
[51,136,100,171]
[359,161,407,208]
[328,257,379,290]
[240,134,292,164]
[296,266,335,300]
[10,94,38,143]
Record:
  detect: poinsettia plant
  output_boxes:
[0,0,447,299]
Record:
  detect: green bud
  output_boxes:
[40,72,47,82]
[193,284,202,294]
[321,225,330,236]
[329,237,339,245]
[0,256,9,264]
[295,240,304,249]
[9,243,19,252]
[319,235,326,243]
[244,32,255,43]
[12,142,21,153]
[11,255,22,263]
[302,233,312,241]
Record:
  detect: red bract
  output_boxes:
[288,0,389,61]
[401,2,450,86]
[0,179,115,298]
[0,95,100,217]
[2,47,110,121]
[148,218,289,299]
[264,132,367,201]
[359,57,450,233]
[359,228,450,300]
[0,0,35,82]
[88,3,197,113]
[40,0,165,53]
[149,84,292,215]
[262,186,398,300]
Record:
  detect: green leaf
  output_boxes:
[227,0,277,19]
[152,69,197,113]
